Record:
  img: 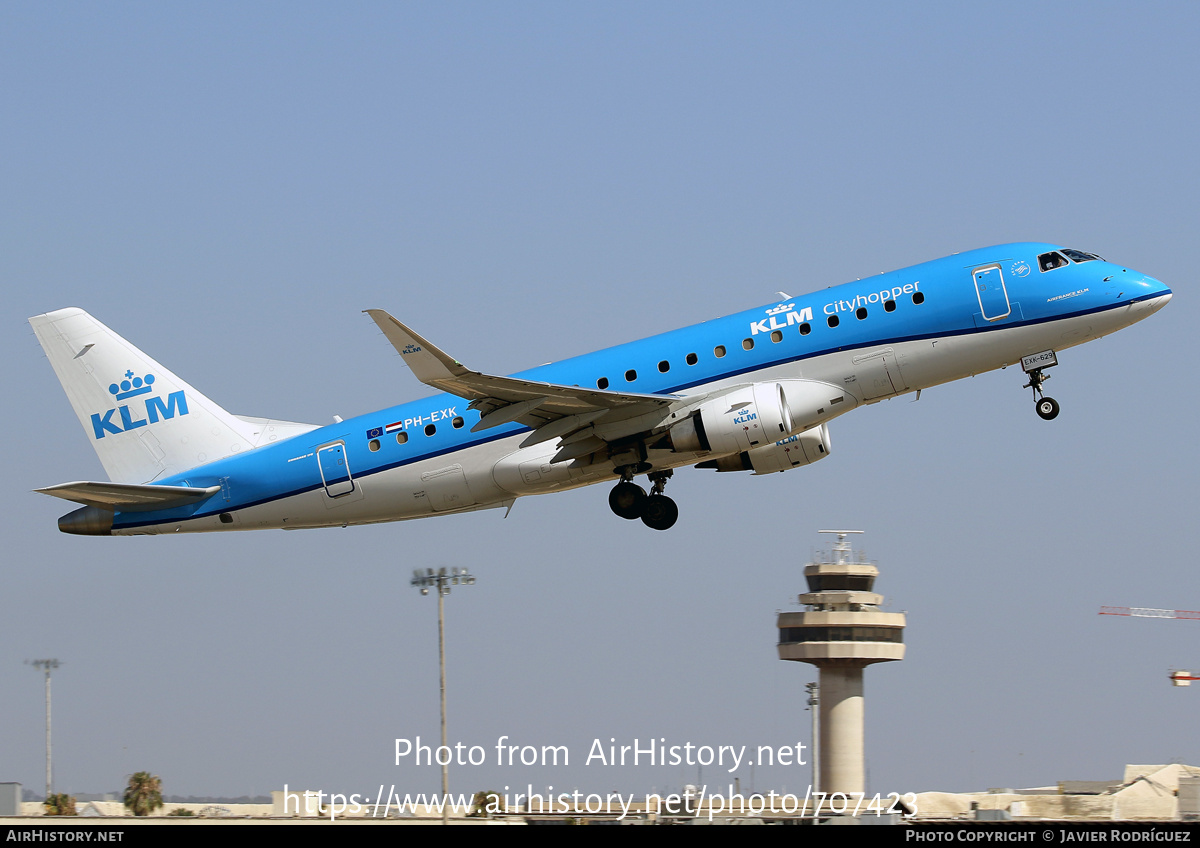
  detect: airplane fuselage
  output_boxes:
[38,242,1172,535]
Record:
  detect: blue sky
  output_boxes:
[3,2,1198,800]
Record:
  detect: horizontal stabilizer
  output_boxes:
[36,481,221,512]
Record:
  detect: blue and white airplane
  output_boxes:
[30,243,1171,535]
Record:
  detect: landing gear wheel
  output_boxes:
[609,481,646,520]
[1036,397,1060,420]
[1023,364,1060,421]
[640,494,678,531]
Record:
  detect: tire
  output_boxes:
[1036,397,1060,420]
[609,482,646,519]
[640,495,679,531]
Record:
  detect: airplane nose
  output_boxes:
[1116,271,1172,303]
[1147,291,1172,313]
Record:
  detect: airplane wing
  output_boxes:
[365,309,682,454]
[35,481,222,512]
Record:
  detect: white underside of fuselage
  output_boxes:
[113,296,1167,536]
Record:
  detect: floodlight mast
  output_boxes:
[26,659,61,800]
[805,681,819,794]
[411,568,475,825]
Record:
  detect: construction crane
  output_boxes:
[1099,606,1199,686]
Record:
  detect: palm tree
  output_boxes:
[43,794,76,816]
[469,790,502,818]
[123,772,163,817]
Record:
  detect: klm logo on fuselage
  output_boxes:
[750,302,814,336]
[91,370,189,439]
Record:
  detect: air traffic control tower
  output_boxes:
[777,530,904,796]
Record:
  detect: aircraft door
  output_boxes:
[317,442,355,498]
[972,265,1011,322]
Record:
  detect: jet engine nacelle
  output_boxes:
[695,423,831,474]
[668,380,853,456]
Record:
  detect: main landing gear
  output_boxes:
[608,468,678,531]
[1024,367,1060,421]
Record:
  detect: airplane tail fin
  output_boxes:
[29,307,260,484]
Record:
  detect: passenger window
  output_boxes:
[742,338,754,351]
[912,291,925,305]
[799,322,811,335]
[452,416,464,429]
[424,424,436,436]
[396,432,408,445]
[827,315,839,328]
[714,345,726,358]
[625,369,637,382]
[686,352,698,365]
[770,330,783,343]
[855,307,868,320]
[597,377,609,389]
[658,360,670,373]
[884,300,896,313]
[369,439,380,452]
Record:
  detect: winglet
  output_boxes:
[364,309,472,385]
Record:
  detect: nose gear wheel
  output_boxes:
[1023,367,1060,421]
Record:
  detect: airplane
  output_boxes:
[29,242,1171,536]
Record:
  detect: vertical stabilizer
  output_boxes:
[30,308,259,484]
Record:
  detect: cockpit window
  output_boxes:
[1038,251,1069,272]
[1061,248,1103,263]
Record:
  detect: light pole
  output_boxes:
[27,659,61,800]
[805,681,819,794]
[412,567,475,825]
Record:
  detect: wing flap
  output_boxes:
[36,481,222,512]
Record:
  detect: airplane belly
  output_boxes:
[492,440,610,495]
[416,464,474,512]
[897,310,1121,392]
[851,347,908,402]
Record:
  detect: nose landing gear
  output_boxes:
[608,468,678,530]
[1024,368,1060,420]
[1020,350,1060,421]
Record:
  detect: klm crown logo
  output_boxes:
[109,370,155,400]
[91,369,189,439]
